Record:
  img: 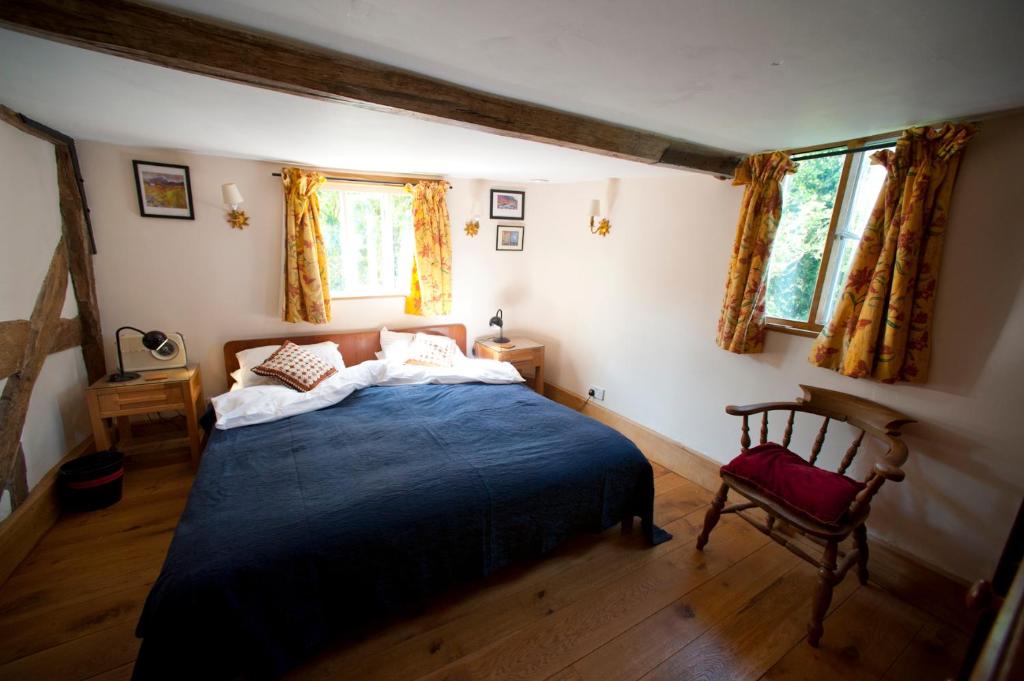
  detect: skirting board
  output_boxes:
[0,436,94,587]
[543,381,974,632]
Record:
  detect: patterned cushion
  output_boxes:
[251,341,337,392]
[720,442,866,526]
[404,332,457,368]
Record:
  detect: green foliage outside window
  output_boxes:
[764,152,844,322]
[317,188,413,297]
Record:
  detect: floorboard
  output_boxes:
[0,454,965,681]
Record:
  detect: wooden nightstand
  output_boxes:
[474,337,545,394]
[85,365,205,468]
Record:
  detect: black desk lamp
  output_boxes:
[109,326,172,382]
[489,309,509,344]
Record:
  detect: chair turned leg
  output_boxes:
[696,483,729,551]
[854,524,869,585]
[807,541,838,647]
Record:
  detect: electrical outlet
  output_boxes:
[588,386,605,401]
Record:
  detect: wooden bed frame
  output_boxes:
[222,324,468,386]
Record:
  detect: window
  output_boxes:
[317,184,415,298]
[764,140,895,333]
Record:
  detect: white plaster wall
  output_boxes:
[0,123,91,522]
[507,113,1024,581]
[75,113,1024,580]
[76,142,528,397]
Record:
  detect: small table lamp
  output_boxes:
[109,326,173,382]
[489,309,510,344]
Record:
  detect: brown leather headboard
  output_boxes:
[223,324,468,386]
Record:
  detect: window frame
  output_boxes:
[316,179,415,301]
[765,131,898,337]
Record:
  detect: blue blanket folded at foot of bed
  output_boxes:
[134,383,670,680]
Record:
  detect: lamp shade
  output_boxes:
[222,183,244,207]
[589,199,601,216]
[141,330,168,351]
[488,309,509,343]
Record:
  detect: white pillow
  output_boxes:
[234,340,345,388]
[404,332,458,368]
[379,327,465,363]
[378,356,525,386]
[379,327,414,361]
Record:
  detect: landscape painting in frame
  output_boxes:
[496,225,525,251]
[133,160,195,219]
[490,189,525,220]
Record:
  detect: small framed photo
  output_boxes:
[496,225,525,251]
[490,189,525,220]
[132,160,194,219]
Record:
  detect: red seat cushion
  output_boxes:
[720,442,865,526]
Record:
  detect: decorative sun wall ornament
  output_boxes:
[593,217,611,236]
[227,209,250,230]
[465,218,480,237]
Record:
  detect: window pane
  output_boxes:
[764,151,844,322]
[317,187,413,297]
[819,147,893,323]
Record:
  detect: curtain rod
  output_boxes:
[270,172,451,188]
[791,140,897,162]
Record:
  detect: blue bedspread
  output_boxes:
[133,383,668,680]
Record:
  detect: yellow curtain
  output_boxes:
[281,167,331,324]
[808,123,974,382]
[404,180,452,316]
[716,151,796,353]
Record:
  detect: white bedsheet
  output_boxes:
[212,357,524,430]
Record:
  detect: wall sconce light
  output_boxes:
[465,200,481,236]
[222,183,249,229]
[589,199,611,236]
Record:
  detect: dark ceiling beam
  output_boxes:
[0,0,743,177]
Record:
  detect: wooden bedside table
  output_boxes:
[85,365,205,468]
[474,337,545,394]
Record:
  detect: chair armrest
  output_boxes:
[873,462,906,482]
[725,402,805,416]
[726,402,849,422]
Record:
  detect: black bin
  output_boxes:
[58,450,125,511]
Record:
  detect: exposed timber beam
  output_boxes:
[0,0,744,176]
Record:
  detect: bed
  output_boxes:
[132,324,669,680]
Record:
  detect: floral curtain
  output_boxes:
[808,123,974,382]
[281,167,331,324]
[716,151,797,353]
[404,180,452,316]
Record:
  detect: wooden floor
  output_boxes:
[0,456,968,681]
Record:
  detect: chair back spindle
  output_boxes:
[740,414,751,450]
[760,412,769,445]
[838,430,866,475]
[782,410,795,448]
[809,416,830,466]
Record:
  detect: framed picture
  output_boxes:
[490,189,525,220]
[496,225,525,251]
[132,160,194,219]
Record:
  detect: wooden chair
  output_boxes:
[695,385,914,646]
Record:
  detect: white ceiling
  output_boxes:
[0,30,674,182]
[150,0,1024,151]
[2,0,1023,181]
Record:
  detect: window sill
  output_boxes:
[331,293,407,301]
[766,322,821,339]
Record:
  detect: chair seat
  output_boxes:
[720,443,865,527]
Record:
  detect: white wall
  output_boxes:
[76,113,1024,581]
[0,122,91,522]
[76,143,526,396]
[503,113,1024,581]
